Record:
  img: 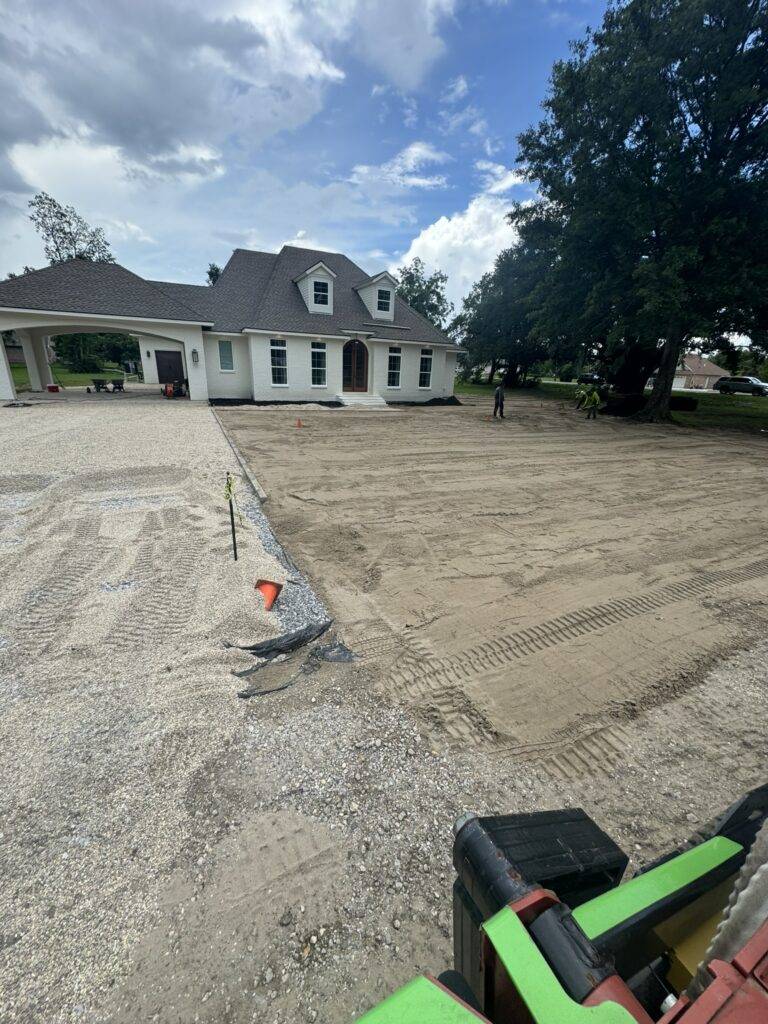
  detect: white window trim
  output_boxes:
[377,288,391,312]
[310,340,327,387]
[387,346,402,389]
[418,349,433,390]
[217,339,235,373]
[270,339,288,387]
[311,279,332,314]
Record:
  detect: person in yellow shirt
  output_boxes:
[584,386,600,420]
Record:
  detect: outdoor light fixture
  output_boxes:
[191,348,199,364]
[146,350,151,358]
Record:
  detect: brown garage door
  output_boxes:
[155,350,185,384]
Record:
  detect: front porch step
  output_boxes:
[336,393,389,408]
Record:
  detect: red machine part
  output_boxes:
[657,918,768,1023]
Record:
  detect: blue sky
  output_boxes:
[0,0,608,309]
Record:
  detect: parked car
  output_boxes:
[577,372,604,386]
[713,376,768,396]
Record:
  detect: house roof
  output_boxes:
[147,280,216,322]
[679,352,728,377]
[0,246,455,347]
[0,260,212,323]
[243,245,453,346]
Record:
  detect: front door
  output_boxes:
[343,340,368,392]
[155,350,185,384]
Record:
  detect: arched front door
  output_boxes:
[343,339,368,392]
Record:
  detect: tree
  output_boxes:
[396,257,454,328]
[28,192,114,264]
[453,245,548,386]
[515,0,768,420]
[53,332,138,373]
[207,262,222,286]
[6,266,37,280]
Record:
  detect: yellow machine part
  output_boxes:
[653,875,735,992]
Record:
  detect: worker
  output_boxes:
[584,385,600,420]
[574,384,587,409]
[493,378,505,419]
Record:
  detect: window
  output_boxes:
[313,280,329,306]
[218,339,234,372]
[377,288,391,313]
[387,346,401,388]
[311,341,326,386]
[419,348,433,389]
[270,339,287,385]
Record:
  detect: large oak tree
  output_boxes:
[515,0,768,419]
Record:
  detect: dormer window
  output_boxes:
[293,260,336,314]
[354,270,397,321]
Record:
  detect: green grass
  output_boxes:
[455,377,768,433]
[671,390,768,432]
[11,361,124,390]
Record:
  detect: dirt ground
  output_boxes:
[2,394,768,1024]
[220,394,768,777]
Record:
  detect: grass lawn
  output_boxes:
[11,361,124,390]
[455,377,768,433]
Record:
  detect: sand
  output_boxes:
[220,394,768,777]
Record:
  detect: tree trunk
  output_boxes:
[635,332,685,422]
[487,358,498,384]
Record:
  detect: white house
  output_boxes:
[0,246,459,405]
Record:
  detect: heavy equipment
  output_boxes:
[359,785,768,1023]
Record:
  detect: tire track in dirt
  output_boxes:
[9,514,103,657]
[386,556,768,700]
[110,507,204,650]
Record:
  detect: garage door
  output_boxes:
[155,350,184,384]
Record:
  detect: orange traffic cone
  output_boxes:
[255,579,283,611]
[296,417,304,428]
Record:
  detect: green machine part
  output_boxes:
[356,835,743,1023]
[356,976,483,1023]
[573,836,742,942]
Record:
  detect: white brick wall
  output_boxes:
[204,336,252,398]
[204,332,456,403]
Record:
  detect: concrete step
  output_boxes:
[336,393,389,408]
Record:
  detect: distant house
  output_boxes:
[0,246,458,404]
[672,353,729,390]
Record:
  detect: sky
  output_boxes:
[0,0,609,311]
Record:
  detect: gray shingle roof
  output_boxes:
[0,247,456,347]
[246,246,453,346]
[0,260,212,323]
[208,249,278,333]
[147,280,216,322]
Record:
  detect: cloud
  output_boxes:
[396,193,517,307]
[350,142,451,190]
[402,97,419,129]
[442,74,469,104]
[475,160,526,194]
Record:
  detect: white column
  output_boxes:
[249,335,260,400]
[137,336,158,384]
[31,335,54,388]
[17,330,43,391]
[181,330,208,401]
[0,335,17,401]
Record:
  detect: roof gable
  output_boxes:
[292,260,337,282]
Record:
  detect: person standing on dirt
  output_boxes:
[493,378,505,419]
[584,386,600,420]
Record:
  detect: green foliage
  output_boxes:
[53,333,138,373]
[207,262,222,285]
[396,257,453,328]
[452,245,548,386]
[512,0,768,420]
[28,192,114,264]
